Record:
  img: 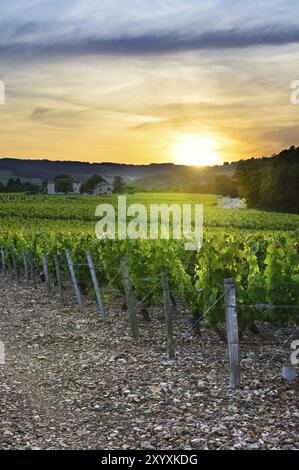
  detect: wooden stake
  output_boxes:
[224,278,240,389]
[42,252,51,295]
[120,257,139,339]
[65,249,84,313]
[161,270,175,359]
[27,250,37,290]
[86,251,107,322]
[9,246,18,281]
[22,251,29,281]
[0,246,5,274]
[54,254,65,305]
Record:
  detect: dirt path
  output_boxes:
[220,198,246,209]
[0,276,298,450]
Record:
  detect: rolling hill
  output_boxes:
[0,158,236,188]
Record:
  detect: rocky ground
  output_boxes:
[0,276,298,450]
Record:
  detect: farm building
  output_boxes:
[47,180,82,195]
[47,180,56,195]
[73,181,82,194]
[92,181,113,195]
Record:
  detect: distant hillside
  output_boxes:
[0,157,236,188]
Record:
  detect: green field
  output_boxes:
[1,192,299,232]
[0,192,298,328]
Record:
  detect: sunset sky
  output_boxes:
[0,0,299,165]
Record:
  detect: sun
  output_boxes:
[172,134,220,166]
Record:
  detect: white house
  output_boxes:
[93,181,113,195]
[47,180,82,195]
[47,180,56,195]
[73,181,82,194]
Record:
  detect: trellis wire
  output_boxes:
[236,304,299,309]
[173,293,225,346]
[0,245,297,362]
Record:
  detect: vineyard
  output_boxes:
[1,192,298,450]
[0,193,298,330]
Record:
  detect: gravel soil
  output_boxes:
[0,276,298,450]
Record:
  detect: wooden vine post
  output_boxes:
[9,246,18,281]
[54,254,65,305]
[120,257,139,339]
[42,252,51,295]
[161,270,175,359]
[65,249,84,313]
[27,249,37,289]
[224,278,240,388]
[86,251,107,322]
[22,251,29,281]
[0,246,5,274]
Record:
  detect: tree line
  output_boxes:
[0,174,127,194]
[234,146,299,213]
[1,146,298,214]
[0,178,39,193]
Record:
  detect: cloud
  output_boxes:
[31,107,51,118]
[30,106,92,128]
[1,26,299,58]
[262,126,299,147]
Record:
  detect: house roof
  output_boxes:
[95,181,110,187]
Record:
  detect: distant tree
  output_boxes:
[23,182,40,192]
[286,163,299,213]
[0,181,5,192]
[6,178,24,192]
[54,174,72,180]
[213,175,237,197]
[54,174,73,193]
[6,178,15,190]
[124,185,135,194]
[113,176,125,193]
[190,183,213,194]
[4,178,40,193]
[235,146,299,213]
[82,174,105,193]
